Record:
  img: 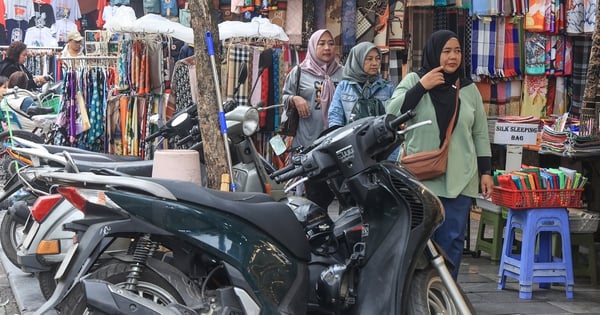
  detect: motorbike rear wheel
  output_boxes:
[0,213,26,268]
[407,267,474,315]
[59,261,184,314]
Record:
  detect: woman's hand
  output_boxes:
[480,174,494,199]
[33,75,47,86]
[419,66,446,90]
[291,96,311,118]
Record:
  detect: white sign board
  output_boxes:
[493,123,538,145]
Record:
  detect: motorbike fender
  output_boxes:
[82,279,192,315]
[34,217,175,314]
[20,206,81,267]
[414,239,456,272]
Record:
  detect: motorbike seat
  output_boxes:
[145,178,311,261]
[56,152,143,163]
[72,160,154,177]
[43,145,141,161]
[25,106,55,116]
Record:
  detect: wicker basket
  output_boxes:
[492,186,584,209]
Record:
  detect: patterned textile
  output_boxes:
[567,0,585,34]
[172,57,194,113]
[388,50,402,86]
[495,17,505,77]
[406,0,433,5]
[341,0,357,55]
[524,31,547,75]
[381,51,390,81]
[251,47,262,106]
[315,0,326,30]
[546,35,566,76]
[572,37,591,116]
[471,16,496,78]
[503,17,523,79]
[301,0,315,47]
[521,75,548,117]
[227,44,250,106]
[583,0,597,34]
[584,10,600,104]
[285,0,302,45]
[554,76,567,114]
[508,79,522,116]
[525,0,546,32]
[407,7,433,72]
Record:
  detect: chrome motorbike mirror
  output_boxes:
[170,112,189,128]
[242,108,259,136]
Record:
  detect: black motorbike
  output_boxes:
[25,110,474,314]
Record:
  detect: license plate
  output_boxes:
[23,222,39,249]
[54,243,78,280]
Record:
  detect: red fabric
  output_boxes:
[259,68,269,128]
[96,0,108,29]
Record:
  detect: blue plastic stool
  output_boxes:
[497,207,574,299]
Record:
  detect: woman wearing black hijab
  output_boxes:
[387,30,493,279]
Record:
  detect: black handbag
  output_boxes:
[279,66,301,136]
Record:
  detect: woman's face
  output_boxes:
[18,50,28,65]
[316,32,335,63]
[362,49,381,75]
[439,38,461,74]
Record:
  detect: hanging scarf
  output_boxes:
[299,29,342,126]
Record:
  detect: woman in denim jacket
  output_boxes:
[328,42,394,128]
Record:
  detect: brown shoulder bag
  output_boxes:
[401,80,460,181]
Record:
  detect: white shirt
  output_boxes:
[24,26,58,47]
[51,19,78,43]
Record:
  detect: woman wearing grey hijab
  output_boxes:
[328,42,394,127]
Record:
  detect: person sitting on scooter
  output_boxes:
[6,71,34,111]
[0,41,48,91]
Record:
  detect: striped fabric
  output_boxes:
[407,7,433,72]
[571,38,592,117]
[471,16,496,78]
[227,44,250,106]
[503,16,522,79]
[495,17,505,77]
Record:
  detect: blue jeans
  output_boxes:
[433,194,472,280]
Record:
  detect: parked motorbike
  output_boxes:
[25,110,473,314]
[1,89,285,299]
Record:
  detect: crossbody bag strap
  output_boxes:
[445,79,460,139]
[295,66,301,95]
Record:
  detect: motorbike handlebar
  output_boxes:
[145,129,162,142]
[388,110,416,130]
[273,164,305,183]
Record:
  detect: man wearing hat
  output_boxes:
[61,30,84,58]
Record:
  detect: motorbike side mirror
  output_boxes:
[168,111,193,136]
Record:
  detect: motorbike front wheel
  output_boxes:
[0,213,26,268]
[0,130,44,183]
[59,261,184,314]
[407,267,475,315]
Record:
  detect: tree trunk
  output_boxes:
[189,0,229,189]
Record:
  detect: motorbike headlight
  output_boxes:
[242,108,260,136]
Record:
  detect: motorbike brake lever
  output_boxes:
[397,120,432,136]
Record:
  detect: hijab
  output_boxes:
[417,30,473,145]
[300,29,342,125]
[342,42,380,84]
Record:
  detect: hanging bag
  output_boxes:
[401,80,460,181]
[279,66,301,136]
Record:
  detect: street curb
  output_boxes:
[0,242,55,314]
